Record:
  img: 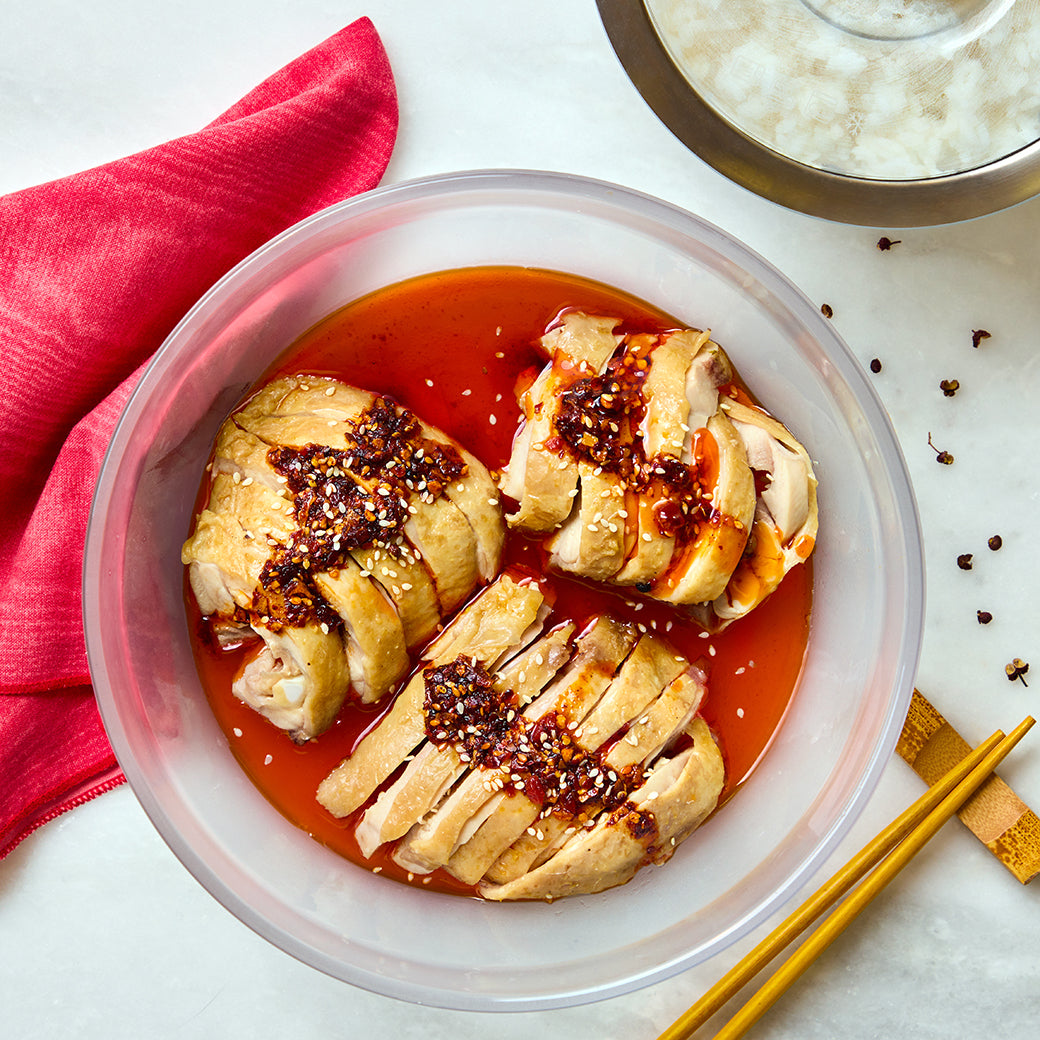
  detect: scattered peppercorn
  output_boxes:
[820,303,833,318]
[957,553,973,570]
[877,236,901,250]
[977,610,993,625]
[971,329,991,348]
[927,433,953,464]
[939,379,960,397]
[869,358,882,373]
[1005,658,1029,686]
[988,535,1003,551]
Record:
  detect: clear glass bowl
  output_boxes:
[84,170,924,1010]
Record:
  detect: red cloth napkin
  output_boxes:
[0,18,398,858]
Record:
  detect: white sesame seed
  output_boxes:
[264,754,273,765]
[233,727,243,737]
[425,379,434,387]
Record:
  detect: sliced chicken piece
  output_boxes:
[695,398,819,630]
[611,333,696,586]
[182,468,354,742]
[444,616,638,885]
[233,623,352,741]
[359,623,577,860]
[614,331,726,585]
[354,604,557,856]
[653,409,756,605]
[479,716,724,901]
[316,575,546,820]
[313,560,408,704]
[681,340,734,445]
[546,464,628,580]
[500,314,622,532]
[501,320,761,609]
[182,474,276,616]
[484,663,706,885]
[414,418,504,581]
[393,624,578,873]
[347,542,441,649]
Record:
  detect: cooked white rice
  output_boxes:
[647,0,1040,180]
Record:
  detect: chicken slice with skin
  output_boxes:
[479,716,723,901]
[312,560,408,704]
[358,622,577,860]
[483,663,707,885]
[316,575,546,820]
[500,314,622,532]
[442,616,639,886]
[353,602,557,854]
[546,464,629,580]
[694,398,819,630]
[614,332,731,585]
[233,624,352,739]
[651,408,756,605]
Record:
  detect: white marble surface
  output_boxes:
[2,2,1039,1037]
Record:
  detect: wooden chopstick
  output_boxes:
[657,716,1035,1040]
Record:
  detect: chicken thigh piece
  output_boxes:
[501,317,763,610]
[182,374,505,740]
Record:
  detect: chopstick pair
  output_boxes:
[658,715,1036,1040]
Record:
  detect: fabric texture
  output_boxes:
[0,18,398,858]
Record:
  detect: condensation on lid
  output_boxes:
[645,0,1040,181]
